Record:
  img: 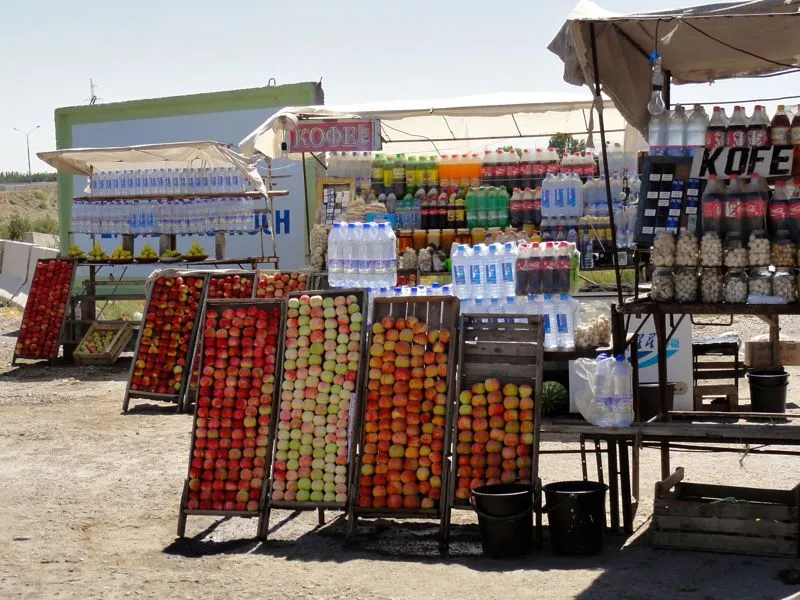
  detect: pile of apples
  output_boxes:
[454,378,535,502]
[255,271,307,298]
[185,303,281,512]
[208,274,254,299]
[358,315,451,510]
[77,328,116,354]
[130,276,205,395]
[271,293,362,504]
[16,259,73,358]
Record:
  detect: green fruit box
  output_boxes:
[73,322,134,365]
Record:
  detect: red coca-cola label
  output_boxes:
[522,200,534,211]
[744,199,766,218]
[532,163,546,177]
[747,127,770,147]
[481,166,493,179]
[545,163,559,175]
[533,199,542,211]
[771,204,789,220]
[495,165,507,179]
[507,164,520,179]
[520,164,532,177]
[703,200,722,219]
[724,200,743,218]
[526,258,541,270]
[789,203,800,219]
[706,129,725,148]
[726,128,746,148]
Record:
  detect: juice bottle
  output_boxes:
[469,153,481,188]
[460,154,471,189]
[429,156,440,188]
[771,105,791,145]
[405,156,417,194]
[371,154,385,194]
[439,155,450,189]
[383,154,394,192]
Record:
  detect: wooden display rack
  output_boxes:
[445,314,545,550]
[345,295,460,553]
[121,273,209,413]
[257,288,369,540]
[177,298,286,538]
[12,258,78,365]
[72,321,134,365]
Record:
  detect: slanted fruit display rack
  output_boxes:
[177,298,285,537]
[346,295,459,553]
[122,272,209,412]
[445,313,545,549]
[12,258,78,365]
[258,289,368,540]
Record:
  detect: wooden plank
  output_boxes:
[651,530,798,557]
[694,371,741,380]
[693,384,738,396]
[655,498,795,521]
[655,467,684,497]
[654,514,798,537]
[463,341,540,357]
[678,483,798,506]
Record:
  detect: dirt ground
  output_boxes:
[1,306,800,600]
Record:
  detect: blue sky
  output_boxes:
[2,0,799,172]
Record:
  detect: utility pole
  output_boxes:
[12,125,40,184]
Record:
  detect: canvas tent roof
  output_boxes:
[38,141,267,195]
[549,0,800,137]
[239,92,634,159]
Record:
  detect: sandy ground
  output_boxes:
[1,306,800,600]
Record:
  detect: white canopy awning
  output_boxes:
[239,92,635,159]
[38,141,267,195]
[549,0,800,137]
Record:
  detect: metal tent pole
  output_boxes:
[589,22,623,307]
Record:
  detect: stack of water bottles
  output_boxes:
[578,354,633,428]
[327,222,397,289]
[90,167,251,197]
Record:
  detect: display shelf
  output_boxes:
[73,191,283,202]
[543,346,611,361]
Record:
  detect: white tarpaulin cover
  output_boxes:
[38,141,268,195]
[239,92,632,159]
[549,0,800,137]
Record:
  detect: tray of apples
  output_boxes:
[254,271,308,298]
[180,300,284,519]
[14,258,77,361]
[268,291,366,508]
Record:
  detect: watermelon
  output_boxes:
[542,381,569,416]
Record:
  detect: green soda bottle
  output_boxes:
[405,156,417,194]
[371,154,385,194]
[478,187,490,228]
[383,154,394,191]
[465,187,475,229]
[497,187,510,227]
[429,156,440,188]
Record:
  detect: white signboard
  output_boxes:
[690,145,794,179]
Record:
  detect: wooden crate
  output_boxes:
[177,298,286,538]
[257,289,369,539]
[652,467,800,557]
[346,295,460,553]
[73,322,133,365]
[445,314,545,548]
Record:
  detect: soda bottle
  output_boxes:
[392,154,406,197]
[545,148,560,175]
[494,149,507,191]
[726,106,748,148]
[519,149,533,189]
[723,175,744,235]
[454,188,466,228]
[791,111,800,177]
[429,156,440,188]
[383,154,394,191]
[480,150,493,186]
[772,105,792,145]
[533,186,542,228]
[789,178,800,241]
[521,187,534,226]
[465,187,476,229]
[443,190,455,228]
[701,175,724,234]
[706,106,727,148]
[747,105,771,147]
[497,187,510,227]
[435,188,448,229]
[770,179,791,236]
[510,188,524,228]
[532,148,545,177]
[506,150,520,193]
[745,174,768,235]
[405,156,417,194]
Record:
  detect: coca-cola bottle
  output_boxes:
[701,175,724,234]
[519,149,533,189]
[770,179,791,236]
[493,149,507,192]
[726,106,747,148]
[723,175,744,235]
[745,174,769,235]
[706,106,727,148]
[510,188,524,229]
[480,150,494,186]
[771,105,791,145]
[747,105,771,147]
[789,178,800,241]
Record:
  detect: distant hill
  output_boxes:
[0,171,57,184]
[0,184,59,240]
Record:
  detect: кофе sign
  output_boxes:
[690,145,794,179]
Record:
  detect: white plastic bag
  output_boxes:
[573,354,633,428]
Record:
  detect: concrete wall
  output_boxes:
[0,239,58,309]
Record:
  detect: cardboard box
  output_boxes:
[744,338,800,368]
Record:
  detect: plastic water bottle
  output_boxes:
[357,223,374,288]
[541,173,555,215]
[499,242,517,296]
[555,294,576,350]
[611,356,634,427]
[451,244,471,299]
[484,244,502,298]
[342,223,358,286]
[554,174,566,212]
[470,244,487,299]
[648,111,668,155]
[327,223,345,285]
[541,294,558,351]
[667,105,688,156]
[429,282,442,296]
[685,104,708,157]
[593,354,614,427]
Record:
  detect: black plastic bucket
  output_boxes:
[747,371,789,413]
[544,480,608,555]
[471,483,534,558]
[638,382,675,421]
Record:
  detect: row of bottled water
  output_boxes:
[328,222,397,289]
[71,197,255,234]
[593,354,633,428]
[90,167,251,197]
[462,293,577,351]
[450,243,517,299]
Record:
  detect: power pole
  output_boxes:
[12,125,40,184]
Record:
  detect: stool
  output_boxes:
[692,336,743,411]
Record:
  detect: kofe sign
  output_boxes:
[287,120,382,153]
[690,145,794,179]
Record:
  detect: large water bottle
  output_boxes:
[541,294,558,351]
[327,223,345,285]
[666,105,688,156]
[379,222,397,289]
[541,173,555,215]
[357,223,374,288]
[343,223,358,286]
[685,104,709,157]
[470,244,487,299]
[484,243,502,298]
[555,294,576,350]
[450,244,471,299]
[611,355,634,427]
[593,354,614,427]
[554,173,566,212]
[648,111,668,155]
[500,242,517,296]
